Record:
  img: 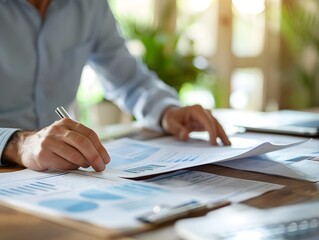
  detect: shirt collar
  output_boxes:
[0,0,68,5]
[0,0,69,9]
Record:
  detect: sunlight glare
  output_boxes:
[232,0,265,15]
[183,0,212,12]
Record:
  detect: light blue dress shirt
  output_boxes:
[0,0,180,164]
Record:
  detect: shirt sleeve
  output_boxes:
[88,1,181,131]
[0,128,20,166]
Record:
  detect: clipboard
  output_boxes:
[137,200,230,225]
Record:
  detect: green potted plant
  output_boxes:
[117,16,215,94]
[281,0,319,108]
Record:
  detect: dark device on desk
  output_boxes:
[234,110,319,137]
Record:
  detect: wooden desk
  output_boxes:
[1,131,319,240]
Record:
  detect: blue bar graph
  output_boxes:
[0,181,57,197]
[124,164,165,174]
[111,182,166,196]
[160,154,198,163]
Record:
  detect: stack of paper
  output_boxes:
[0,136,308,231]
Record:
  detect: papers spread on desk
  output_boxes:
[77,137,308,178]
[216,136,319,182]
[0,169,282,231]
[0,169,200,230]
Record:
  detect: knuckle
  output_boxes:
[98,146,108,156]
[72,133,88,146]
[48,124,65,135]
[69,150,82,161]
[205,109,212,115]
[61,118,72,124]
[87,129,97,139]
[64,129,73,139]
[191,104,203,112]
[40,137,50,148]
[55,118,70,126]
[74,122,82,129]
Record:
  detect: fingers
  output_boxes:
[15,120,110,172]
[215,119,231,145]
[161,106,190,141]
[166,119,189,141]
[50,119,110,172]
[171,105,218,144]
[206,111,231,146]
[44,136,91,168]
[62,119,110,163]
[197,107,231,145]
[186,105,231,145]
[161,105,231,146]
[191,106,218,145]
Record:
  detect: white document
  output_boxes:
[146,170,284,203]
[77,137,308,178]
[0,169,204,230]
[0,169,284,231]
[216,136,319,182]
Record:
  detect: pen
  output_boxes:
[55,106,72,119]
[137,200,230,225]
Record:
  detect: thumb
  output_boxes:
[165,120,189,141]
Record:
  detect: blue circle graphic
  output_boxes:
[39,199,98,212]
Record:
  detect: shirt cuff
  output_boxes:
[0,128,21,166]
[142,98,181,132]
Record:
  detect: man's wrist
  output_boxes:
[2,131,23,166]
[160,106,180,132]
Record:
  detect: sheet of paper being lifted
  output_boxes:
[215,134,319,182]
[77,136,308,178]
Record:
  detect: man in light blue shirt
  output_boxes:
[0,0,230,171]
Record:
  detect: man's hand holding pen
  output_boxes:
[2,107,109,172]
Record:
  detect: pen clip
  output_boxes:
[137,200,230,225]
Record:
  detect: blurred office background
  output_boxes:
[76,0,319,127]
